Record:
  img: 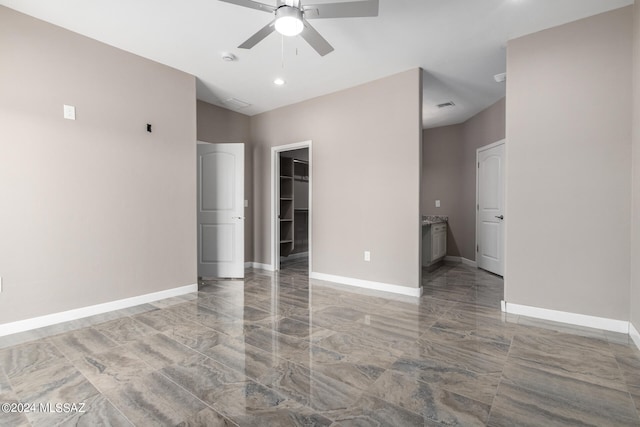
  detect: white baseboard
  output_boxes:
[282,252,308,261]
[444,256,477,268]
[504,301,629,333]
[630,323,640,351]
[246,262,275,271]
[310,272,422,297]
[461,258,477,268]
[0,283,198,337]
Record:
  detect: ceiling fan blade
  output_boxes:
[219,0,276,13]
[238,20,276,49]
[303,0,378,19]
[300,20,334,56]
[278,0,303,6]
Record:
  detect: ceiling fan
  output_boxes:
[219,0,379,56]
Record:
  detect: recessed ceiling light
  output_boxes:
[274,78,286,86]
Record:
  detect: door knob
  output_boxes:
[232,216,245,220]
[495,215,504,220]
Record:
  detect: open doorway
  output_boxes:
[271,141,312,273]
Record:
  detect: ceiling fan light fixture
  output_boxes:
[275,6,304,37]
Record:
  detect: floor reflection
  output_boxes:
[1,261,639,425]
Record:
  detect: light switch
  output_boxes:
[435,200,441,208]
[244,200,249,208]
[364,251,371,262]
[63,105,76,120]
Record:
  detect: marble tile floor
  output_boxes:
[1,262,640,426]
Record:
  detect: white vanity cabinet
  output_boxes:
[422,222,447,267]
[430,223,447,262]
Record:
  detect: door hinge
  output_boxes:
[477,204,479,211]
[477,244,479,252]
[477,162,480,169]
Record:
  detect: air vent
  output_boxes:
[436,101,456,109]
[223,98,251,109]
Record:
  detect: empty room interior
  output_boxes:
[1,0,640,425]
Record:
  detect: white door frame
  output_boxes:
[475,139,505,275]
[271,140,312,272]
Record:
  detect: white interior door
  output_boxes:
[197,143,244,278]
[476,141,505,276]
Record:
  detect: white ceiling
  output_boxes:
[0,0,632,128]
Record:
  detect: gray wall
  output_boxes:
[197,100,250,143]
[422,125,463,256]
[422,98,506,261]
[251,69,423,288]
[632,2,640,333]
[0,6,197,324]
[505,7,632,320]
[196,101,253,263]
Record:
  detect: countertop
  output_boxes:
[422,215,448,225]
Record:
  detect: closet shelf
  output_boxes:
[280,154,309,258]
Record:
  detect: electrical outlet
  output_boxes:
[364,251,371,262]
[63,104,76,120]
[0,276,3,293]
[435,200,441,208]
